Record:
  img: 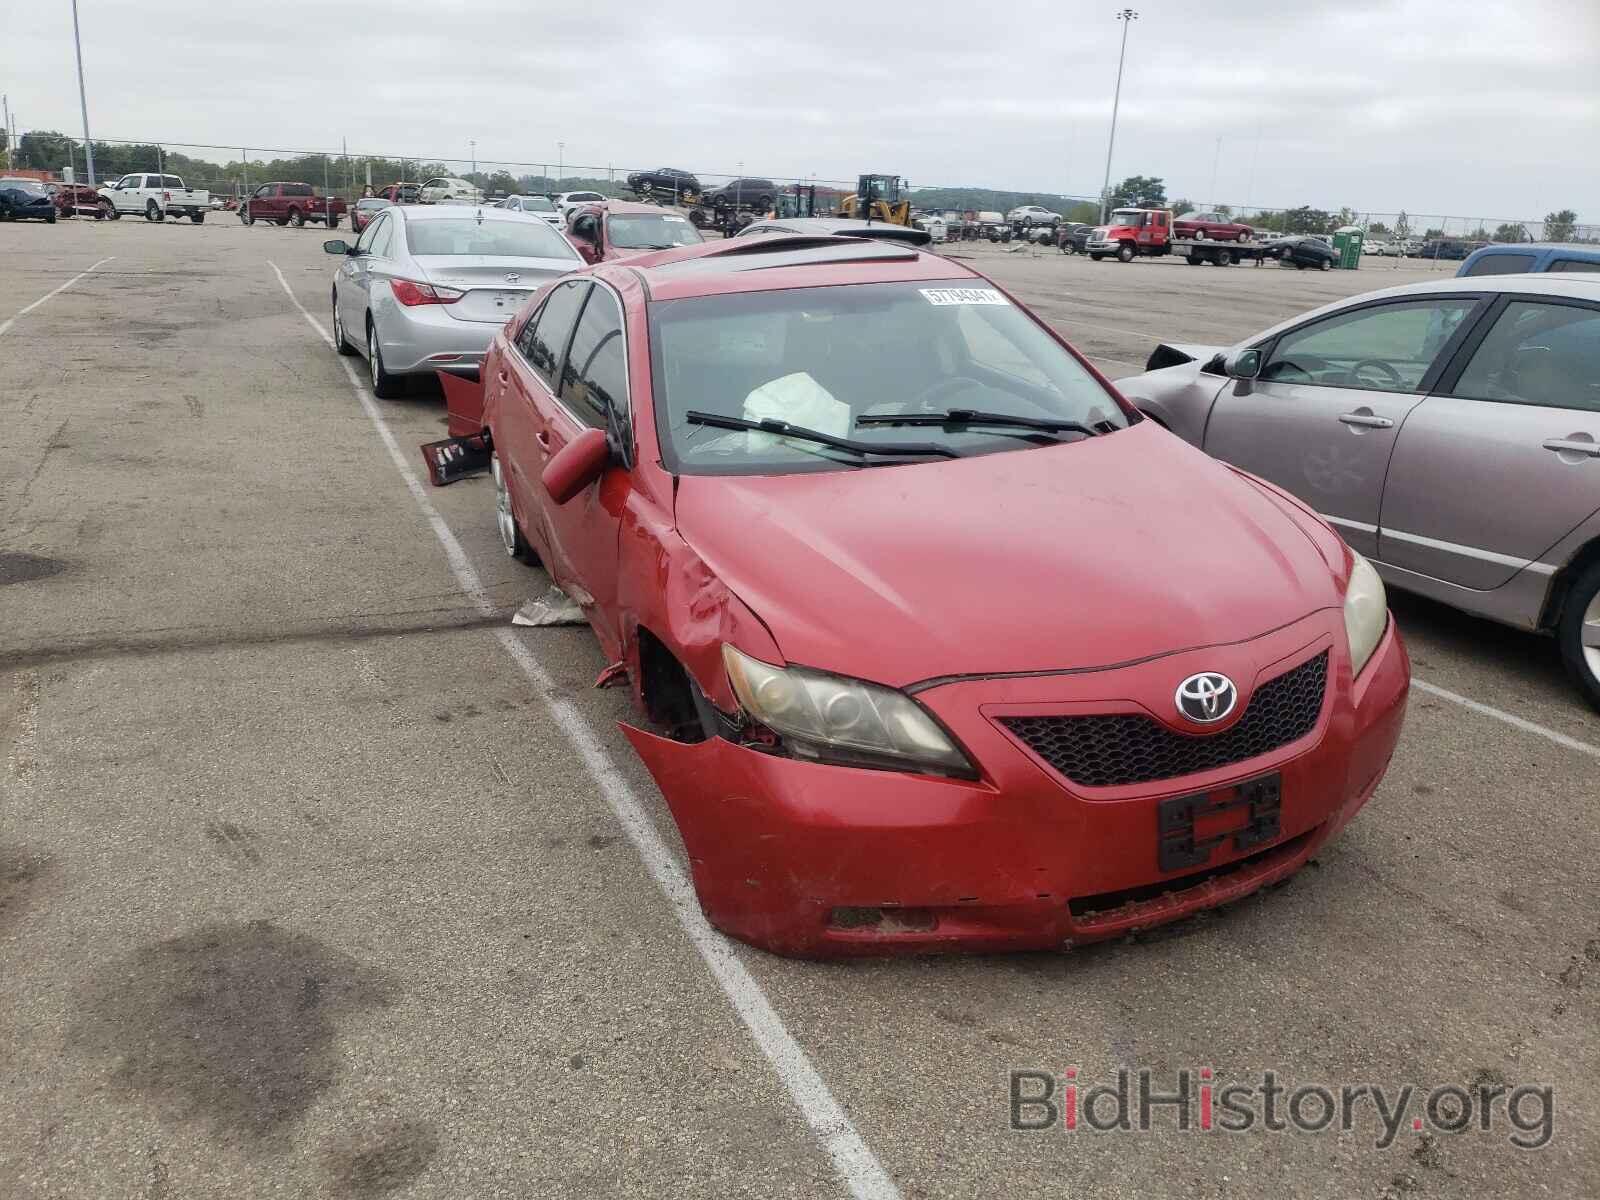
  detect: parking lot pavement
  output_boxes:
[3,218,1596,1199]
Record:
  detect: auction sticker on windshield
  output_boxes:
[921,287,1009,306]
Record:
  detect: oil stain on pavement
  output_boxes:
[323,1117,440,1197]
[0,553,66,586]
[71,919,398,1141]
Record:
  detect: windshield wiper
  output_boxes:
[683,411,961,459]
[856,408,1101,438]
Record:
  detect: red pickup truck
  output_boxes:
[239,181,347,228]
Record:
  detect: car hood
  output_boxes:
[672,421,1343,689]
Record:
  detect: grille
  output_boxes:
[1001,652,1329,789]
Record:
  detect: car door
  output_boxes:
[498,280,590,562]
[1378,296,1600,589]
[338,211,387,335]
[541,282,631,652]
[1201,295,1484,557]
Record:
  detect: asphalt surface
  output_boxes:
[1,216,1595,1200]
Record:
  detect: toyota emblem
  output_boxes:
[503,272,521,284]
[1175,672,1238,724]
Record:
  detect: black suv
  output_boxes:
[625,167,701,200]
[703,177,777,211]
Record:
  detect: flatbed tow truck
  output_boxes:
[1087,206,1273,266]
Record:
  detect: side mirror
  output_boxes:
[323,239,353,255]
[1222,348,1262,380]
[542,428,611,504]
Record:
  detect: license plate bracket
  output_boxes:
[1156,773,1281,874]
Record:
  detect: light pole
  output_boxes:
[557,141,564,187]
[71,0,97,185]
[1098,8,1138,223]
[469,139,476,178]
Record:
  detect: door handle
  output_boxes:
[1542,437,1600,458]
[496,370,508,384]
[1338,412,1394,429]
[535,430,551,447]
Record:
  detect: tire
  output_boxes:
[46,211,57,225]
[146,201,162,222]
[288,208,304,228]
[493,452,538,565]
[1195,229,1207,240]
[1294,261,1307,270]
[103,201,119,220]
[1558,561,1600,711]
[1090,253,1105,261]
[327,214,340,229]
[1186,254,1203,265]
[366,320,403,399]
[1216,248,1233,266]
[190,211,205,224]
[1319,258,1331,271]
[332,289,357,356]
[1116,243,1135,263]
[276,215,290,227]
[240,208,254,226]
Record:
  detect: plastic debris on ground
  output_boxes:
[512,584,586,627]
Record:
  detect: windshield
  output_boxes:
[10,182,47,197]
[1110,209,1149,226]
[608,213,704,250]
[651,280,1129,475]
[522,196,556,212]
[405,217,580,260]
[357,198,390,211]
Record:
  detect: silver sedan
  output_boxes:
[325,205,581,396]
[1116,273,1600,707]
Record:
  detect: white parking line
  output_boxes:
[0,256,115,338]
[1412,678,1600,761]
[268,262,901,1200]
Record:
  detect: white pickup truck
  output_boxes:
[97,173,212,223]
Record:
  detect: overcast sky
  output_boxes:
[4,0,1595,219]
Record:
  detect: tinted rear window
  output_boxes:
[1548,258,1600,274]
[405,218,580,260]
[1462,253,1535,276]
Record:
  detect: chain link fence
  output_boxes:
[6,132,1592,256]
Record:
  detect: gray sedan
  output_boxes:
[325,205,580,397]
[1117,274,1600,707]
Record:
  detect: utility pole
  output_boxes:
[557,142,564,187]
[70,0,97,184]
[1098,8,1138,223]
[470,139,476,177]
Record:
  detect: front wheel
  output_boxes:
[493,453,539,565]
[240,208,254,226]
[1319,258,1331,271]
[1558,562,1600,711]
[103,202,120,220]
[1116,243,1135,263]
[332,289,357,357]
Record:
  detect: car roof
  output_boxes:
[391,204,553,224]
[1460,242,1600,265]
[743,217,933,245]
[588,200,683,217]
[603,234,976,302]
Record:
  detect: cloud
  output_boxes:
[5,0,1593,218]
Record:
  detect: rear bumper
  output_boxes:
[377,303,505,375]
[626,613,1408,958]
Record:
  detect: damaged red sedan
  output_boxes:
[481,235,1409,957]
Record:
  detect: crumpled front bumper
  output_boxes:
[626,613,1409,958]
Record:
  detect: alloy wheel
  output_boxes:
[1584,588,1600,683]
[493,456,517,556]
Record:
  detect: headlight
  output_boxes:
[1343,551,1388,677]
[722,645,975,777]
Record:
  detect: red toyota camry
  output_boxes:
[481,235,1409,957]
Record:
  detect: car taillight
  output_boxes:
[390,279,465,307]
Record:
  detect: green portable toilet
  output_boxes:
[1332,225,1364,269]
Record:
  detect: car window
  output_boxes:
[355,214,381,253]
[162,176,183,189]
[607,213,703,249]
[1463,253,1535,277]
[524,280,589,392]
[570,214,600,242]
[652,279,1129,475]
[1260,299,1479,392]
[1451,301,1600,413]
[404,217,579,260]
[254,185,272,199]
[558,287,628,435]
[367,215,393,257]
[1548,259,1600,274]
